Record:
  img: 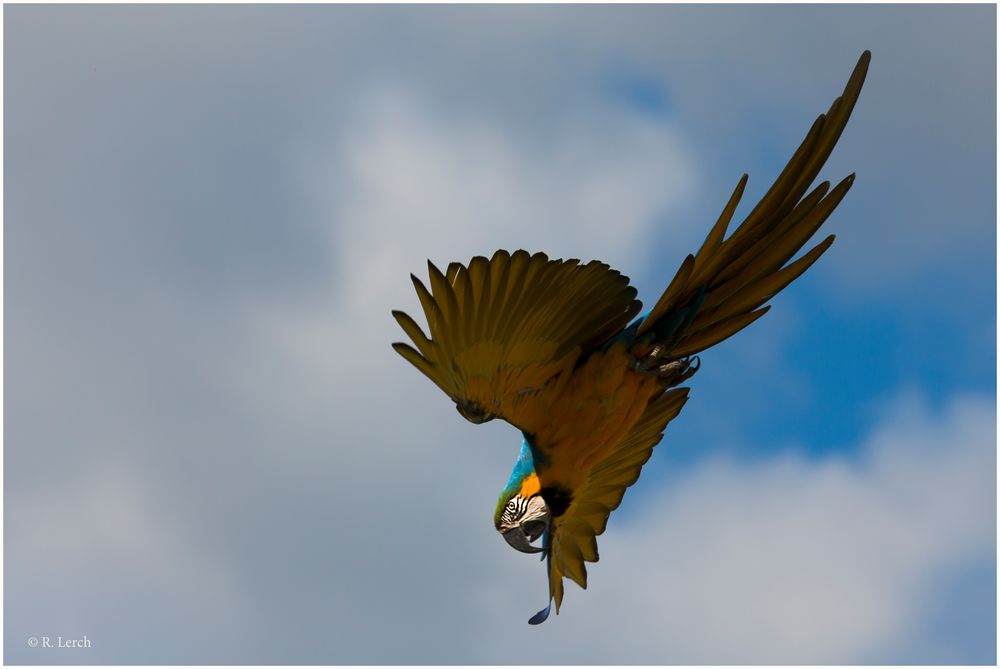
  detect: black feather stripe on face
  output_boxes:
[501,496,529,525]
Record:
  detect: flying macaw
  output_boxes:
[392,51,870,624]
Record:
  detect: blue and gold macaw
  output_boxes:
[392,52,869,624]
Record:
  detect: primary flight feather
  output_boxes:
[392,51,870,624]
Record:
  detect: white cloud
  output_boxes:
[267,83,700,396]
[315,84,696,311]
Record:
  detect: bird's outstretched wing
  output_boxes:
[542,388,688,615]
[392,250,642,432]
[632,50,870,363]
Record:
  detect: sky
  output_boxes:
[4,4,996,664]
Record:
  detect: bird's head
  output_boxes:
[495,438,551,554]
[495,488,550,553]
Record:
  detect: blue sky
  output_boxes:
[5,4,996,664]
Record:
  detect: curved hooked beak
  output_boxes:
[502,524,545,553]
[500,496,550,554]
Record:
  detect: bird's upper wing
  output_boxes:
[632,51,871,361]
[544,387,690,613]
[392,249,642,432]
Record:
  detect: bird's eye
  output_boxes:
[507,500,517,510]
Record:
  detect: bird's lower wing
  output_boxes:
[393,249,642,433]
[545,387,690,613]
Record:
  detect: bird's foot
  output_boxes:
[632,354,700,387]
